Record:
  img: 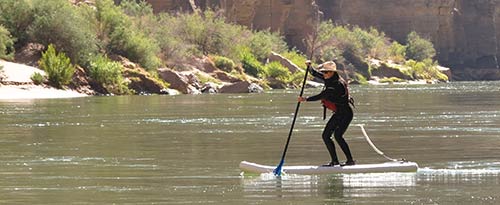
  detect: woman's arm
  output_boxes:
[308,66,324,79]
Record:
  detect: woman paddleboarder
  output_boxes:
[298,61,355,167]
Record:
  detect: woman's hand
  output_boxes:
[298,96,307,102]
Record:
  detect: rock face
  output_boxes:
[144,0,500,80]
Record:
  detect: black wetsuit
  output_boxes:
[306,68,354,164]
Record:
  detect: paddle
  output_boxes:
[273,62,311,176]
[273,3,321,176]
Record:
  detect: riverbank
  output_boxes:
[0,60,87,100]
[0,84,86,100]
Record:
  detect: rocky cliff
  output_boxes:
[144,0,500,80]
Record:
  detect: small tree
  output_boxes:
[0,25,15,60]
[88,54,129,94]
[406,31,436,61]
[39,44,75,88]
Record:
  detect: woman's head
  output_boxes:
[318,61,338,79]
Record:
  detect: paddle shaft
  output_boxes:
[277,64,310,165]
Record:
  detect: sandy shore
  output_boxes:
[0,60,87,100]
[0,84,87,100]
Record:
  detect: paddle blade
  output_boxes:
[273,159,284,176]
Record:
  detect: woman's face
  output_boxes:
[322,71,335,79]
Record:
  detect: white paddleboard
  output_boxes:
[240,161,418,175]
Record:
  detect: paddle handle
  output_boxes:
[274,64,310,176]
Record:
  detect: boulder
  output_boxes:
[370,62,413,80]
[268,51,303,73]
[219,81,263,93]
[211,70,241,82]
[158,68,200,94]
[124,69,165,94]
[201,82,219,94]
[248,83,264,93]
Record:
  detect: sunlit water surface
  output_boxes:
[1,81,500,204]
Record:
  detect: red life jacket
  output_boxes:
[321,99,337,111]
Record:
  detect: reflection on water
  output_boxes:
[242,172,416,198]
[1,82,500,204]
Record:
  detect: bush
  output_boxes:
[281,50,308,70]
[248,30,288,61]
[263,61,291,82]
[0,0,33,46]
[288,72,306,87]
[389,41,407,63]
[31,72,45,85]
[354,72,368,84]
[95,0,160,70]
[39,44,75,88]
[0,25,15,60]
[29,0,98,65]
[239,48,264,77]
[88,54,129,94]
[212,55,236,72]
[405,59,448,81]
[379,77,406,84]
[406,31,436,61]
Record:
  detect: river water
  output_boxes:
[1,81,499,204]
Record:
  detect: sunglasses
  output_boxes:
[321,71,333,74]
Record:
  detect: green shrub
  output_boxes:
[119,0,154,17]
[263,61,291,82]
[0,25,15,60]
[29,0,98,65]
[354,72,368,85]
[88,54,130,94]
[240,48,264,77]
[281,50,308,70]
[389,41,407,63]
[95,0,160,70]
[0,0,33,46]
[248,30,288,61]
[39,44,75,88]
[352,27,389,59]
[31,72,45,85]
[195,72,221,85]
[406,31,436,61]
[212,55,236,72]
[405,59,448,81]
[379,77,406,84]
[288,72,306,87]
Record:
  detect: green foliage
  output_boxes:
[405,59,448,81]
[195,72,221,85]
[0,0,33,46]
[354,72,368,85]
[379,77,407,84]
[212,55,236,73]
[39,44,75,88]
[263,61,291,82]
[389,41,407,63]
[119,0,154,17]
[95,0,160,70]
[29,0,98,65]
[0,25,15,60]
[288,71,306,87]
[248,30,288,61]
[406,31,436,61]
[88,54,129,94]
[31,72,45,85]
[281,50,308,70]
[240,48,264,77]
[316,22,392,63]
